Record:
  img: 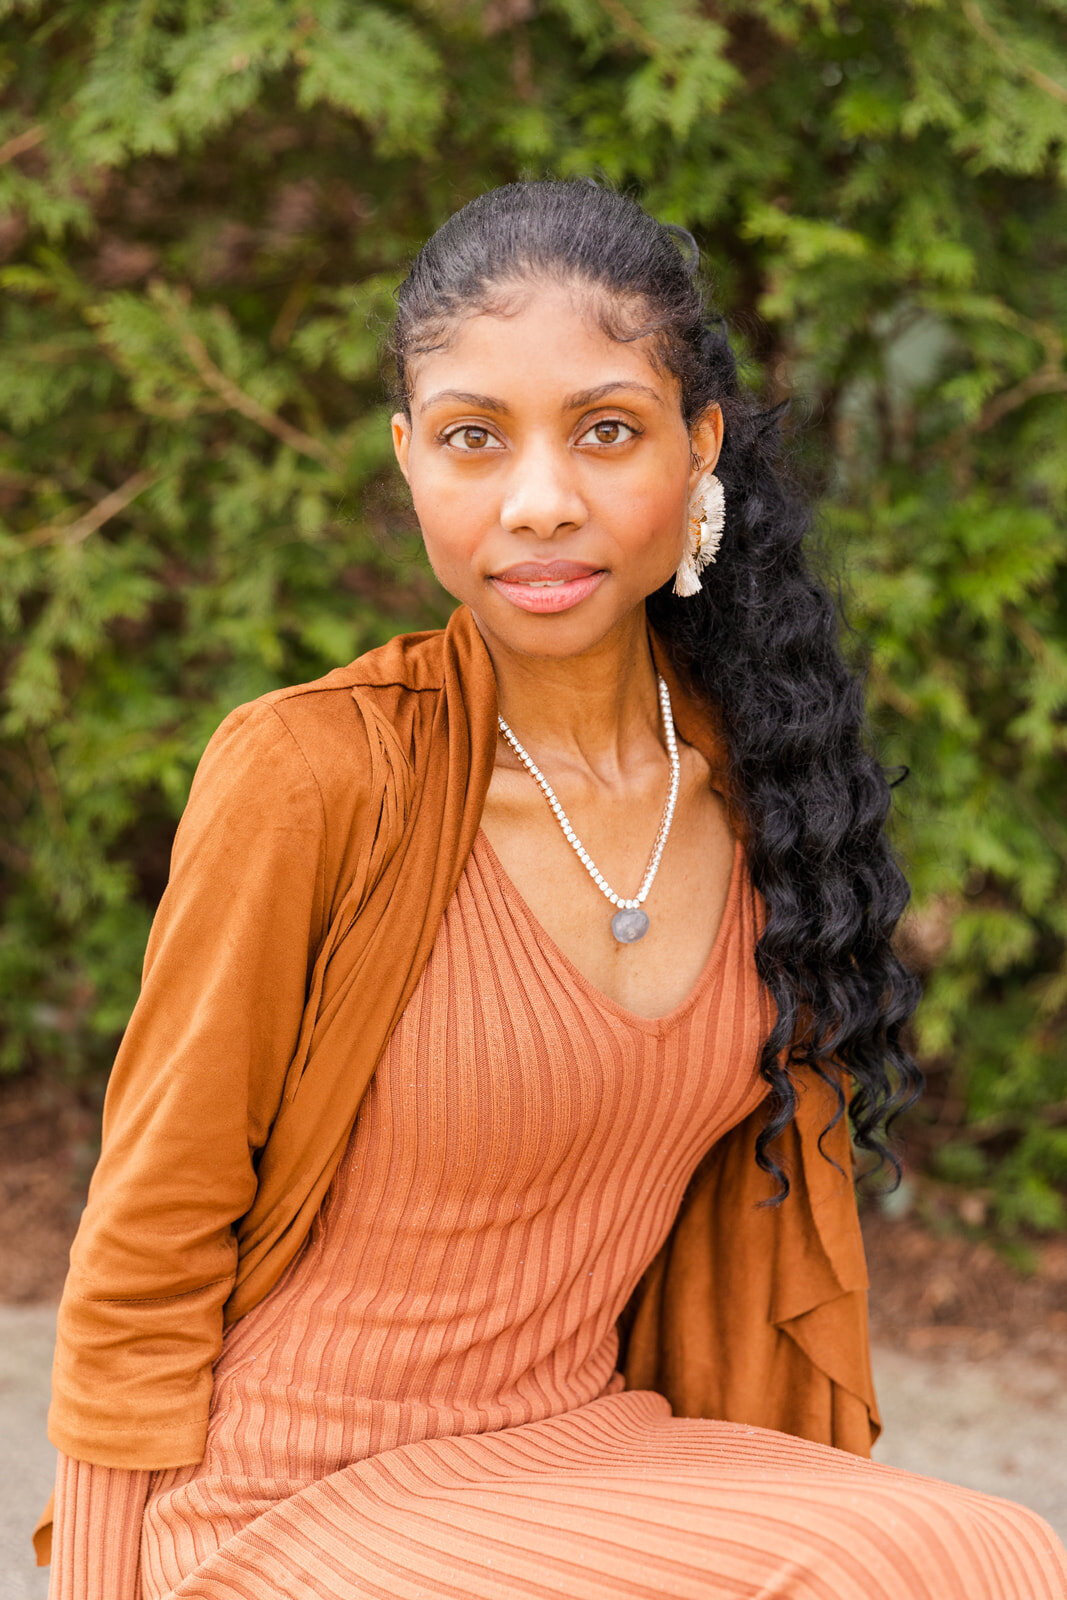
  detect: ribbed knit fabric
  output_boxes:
[48,1455,149,1600]
[50,830,1067,1599]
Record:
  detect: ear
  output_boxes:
[688,403,724,491]
[391,412,412,483]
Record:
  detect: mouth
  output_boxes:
[488,561,607,615]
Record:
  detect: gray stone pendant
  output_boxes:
[611,907,650,944]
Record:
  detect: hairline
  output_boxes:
[395,271,687,420]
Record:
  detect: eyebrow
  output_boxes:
[566,381,665,409]
[418,380,665,416]
[419,389,509,416]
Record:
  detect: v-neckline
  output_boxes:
[472,829,744,1037]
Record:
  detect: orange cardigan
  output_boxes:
[36,602,878,1562]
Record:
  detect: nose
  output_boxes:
[498,439,588,540]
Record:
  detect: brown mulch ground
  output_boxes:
[2,1072,1066,1369]
[861,1207,1067,1369]
[0,1073,101,1304]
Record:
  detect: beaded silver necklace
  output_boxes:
[496,675,680,944]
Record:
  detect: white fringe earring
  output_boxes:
[673,470,725,597]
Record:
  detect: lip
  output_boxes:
[489,569,607,614]
[492,559,602,581]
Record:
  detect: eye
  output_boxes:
[442,424,502,452]
[578,418,638,447]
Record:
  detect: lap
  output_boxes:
[151,1392,1067,1600]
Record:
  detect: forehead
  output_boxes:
[406,280,681,410]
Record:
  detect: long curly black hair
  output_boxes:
[390,179,922,1198]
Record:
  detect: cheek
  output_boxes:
[602,473,689,552]
[410,479,486,580]
[408,448,493,555]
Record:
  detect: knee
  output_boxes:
[728,1432,1067,1600]
[848,1481,1067,1600]
[959,1491,1067,1598]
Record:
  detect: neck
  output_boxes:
[472,605,663,779]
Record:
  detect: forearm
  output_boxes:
[48,1453,151,1600]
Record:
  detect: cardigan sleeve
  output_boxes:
[48,700,329,1469]
[47,1454,150,1600]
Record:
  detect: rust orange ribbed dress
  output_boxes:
[51,830,1067,1599]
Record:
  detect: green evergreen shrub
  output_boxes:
[2,0,1065,1230]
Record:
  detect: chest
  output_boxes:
[342,830,768,1223]
[479,738,738,1020]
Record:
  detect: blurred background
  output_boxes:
[1,1,1066,1571]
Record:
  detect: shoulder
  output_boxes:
[186,624,453,851]
[263,623,452,764]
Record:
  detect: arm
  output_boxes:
[49,698,330,1468]
[47,1454,151,1600]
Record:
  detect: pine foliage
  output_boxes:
[1,0,1065,1231]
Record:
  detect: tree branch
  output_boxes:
[972,367,1067,434]
[595,0,660,56]
[962,1,1067,106]
[934,365,1067,460]
[0,125,45,166]
[21,469,158,549]
[158,292,341,470]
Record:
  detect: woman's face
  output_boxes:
[391,280,722,661]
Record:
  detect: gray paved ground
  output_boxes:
[3,1306,54,1600]
[3,1304,1065,1598]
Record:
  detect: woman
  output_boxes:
[42,181,1066,1598]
